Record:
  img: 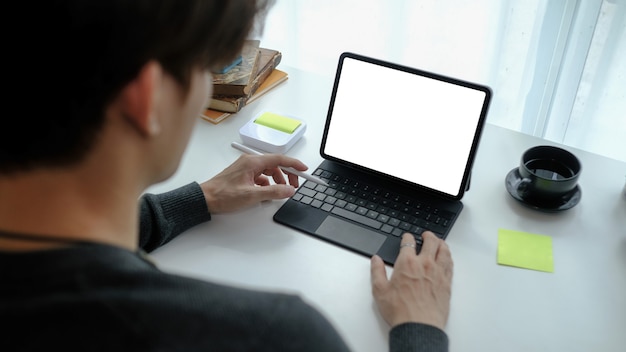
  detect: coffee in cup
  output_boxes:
[517,145,581,205]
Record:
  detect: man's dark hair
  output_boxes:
[2,0,271,174]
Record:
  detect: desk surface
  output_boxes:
[148,67,626,352]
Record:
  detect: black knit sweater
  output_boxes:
[0,182,448,351]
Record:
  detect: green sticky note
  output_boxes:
[497,229,554,273]
[254,112,301,134]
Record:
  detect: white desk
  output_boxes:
[148,67,626,352]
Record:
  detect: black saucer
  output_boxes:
[505,168,581,213]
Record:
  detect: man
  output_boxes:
[0,1,453,351]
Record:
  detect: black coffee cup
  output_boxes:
[517,145,581,204]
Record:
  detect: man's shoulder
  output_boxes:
[1,246,350,351]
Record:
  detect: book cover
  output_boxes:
[200,109,231,125]
[212,39,261,96]
[202,69,288,123]
[246,69,288,105]
[214,55,242,74]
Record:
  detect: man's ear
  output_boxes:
[118,61,162,136]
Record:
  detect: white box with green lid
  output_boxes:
[239,111,306,154]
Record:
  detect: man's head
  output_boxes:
[2,0,271,175]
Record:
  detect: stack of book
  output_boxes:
[202,40,288,124]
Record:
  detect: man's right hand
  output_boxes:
[370,231,453,330]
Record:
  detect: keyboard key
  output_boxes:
[376,206,389,214]
[381,224,394,233]
[366,210,379,219]
[377,214,390,223]
[315,184,328,193]
[324,188,337,196]
[410,226,425,235]
[414,218,428,228]
[298,187,317,198]
[331,207,382,230]
[398,213,411,222]
[324,196,337,205]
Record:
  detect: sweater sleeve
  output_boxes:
[389,323,449,352]
[138,182,212,252]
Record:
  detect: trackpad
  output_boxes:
[315,216,386,255]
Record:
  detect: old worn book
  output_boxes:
[241,47,282,101]
[202,69,288,123]
[212,39,261,96]
[208,69,288,114]
[208,48,283,113]
[251,48,282,90]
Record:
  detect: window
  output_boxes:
[258,0,625,161]
[546,0,625,162]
